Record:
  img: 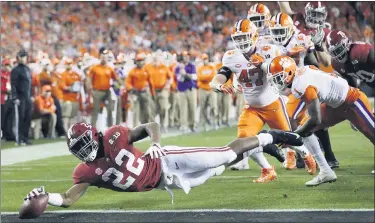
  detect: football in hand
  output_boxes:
[19,194,49,219]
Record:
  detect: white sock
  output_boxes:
[302,134,332,173]
[256,133,273,147]
[246,146,263,157]
[250,151,272,169]
[290,145,310,158]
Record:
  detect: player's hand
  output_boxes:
[142,143,166,159]
[24,186,46,201]
[250,53,264,67]
[350,122,358,131]
[216,84,235,95]
[288,46,306,56]
[310,25,324,46]
[232,83,243,94]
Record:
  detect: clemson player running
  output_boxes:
[267,55,375,186]
[210,19,292,183]
[265,12,318,171]
[24,122,302,210]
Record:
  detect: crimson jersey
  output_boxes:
[72,125,162,192]
[292,12,330,44]
[331,42,375,88]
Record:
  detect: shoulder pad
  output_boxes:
[222,49,240,65]
[350,42,372,63]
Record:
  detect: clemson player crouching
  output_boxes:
[267,55,375,186]
[24,122,302,208]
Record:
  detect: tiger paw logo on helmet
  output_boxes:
[279,57,293,68]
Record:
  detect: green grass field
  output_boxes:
[1,121,374,212]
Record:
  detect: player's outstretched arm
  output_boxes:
[25,183,90,208]
[295,98,322,136]
[278,1,294,15]
[128,122,161,145]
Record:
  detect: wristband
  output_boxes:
[48,193,63,206]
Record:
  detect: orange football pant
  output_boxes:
[238,97,291,138]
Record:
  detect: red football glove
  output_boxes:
[250,53,265,67]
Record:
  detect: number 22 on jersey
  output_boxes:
[102,150,145,190]
[239,68,264,88]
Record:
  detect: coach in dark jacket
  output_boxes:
[10,50,33,145]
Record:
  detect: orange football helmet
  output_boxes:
[231,19,259,53]
[266,56,297,92]
[269,13,295,45]
[247,3,271,31]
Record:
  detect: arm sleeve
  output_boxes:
[217,66,232,81]
[10,68,18,99]
[304,51,320,67]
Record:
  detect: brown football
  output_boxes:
[19,194,49,219]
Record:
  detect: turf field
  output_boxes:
[1,121,374,213]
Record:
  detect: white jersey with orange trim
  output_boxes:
[291,66,349,108]
[263,31,314,67]
[222,45,280,107]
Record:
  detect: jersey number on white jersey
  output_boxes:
[239,68,264,87]
[102,149,145,190]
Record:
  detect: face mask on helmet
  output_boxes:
[328,42,349,63]
[267,71,289,93]
[69,130,99,162]
[305,6,327,29]
[270,27,290,45]
[248,15,266,30]
[232,33,254,53]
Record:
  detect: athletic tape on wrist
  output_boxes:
[48,193,63,206]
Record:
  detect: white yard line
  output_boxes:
[3,174,373,182]
[2,209,373,215]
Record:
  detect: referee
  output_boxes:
[10,50,32,145]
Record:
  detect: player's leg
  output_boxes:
[231,107,264,171]
[267,97,316,174]
[346,94,375,144]
[209,91,218,129]
[314,129,339,168]
[304,104,341,186]
[284,96,317,173]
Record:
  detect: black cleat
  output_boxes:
[267,130,303,146]
[328,160,340,169]
[263,144,285,163]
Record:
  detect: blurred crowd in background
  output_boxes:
[1,1,374,143]
[2,1,374,58]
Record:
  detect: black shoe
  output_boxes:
[328,160,339,169]
[23,140,33,146]
[296,153,306,169]
[263,144,285,163]
[267,130,303,146]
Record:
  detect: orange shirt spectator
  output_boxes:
[35,86,56,114]
[197,64,216,90]
[145,63,172,90]
[60,69,81,102]
[51,72,63,100]
[38,71,52,87]
[88,64,119,91]
[126,66,151,91]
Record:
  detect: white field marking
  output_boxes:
[2,209,374,215]
[3,174,373,182]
